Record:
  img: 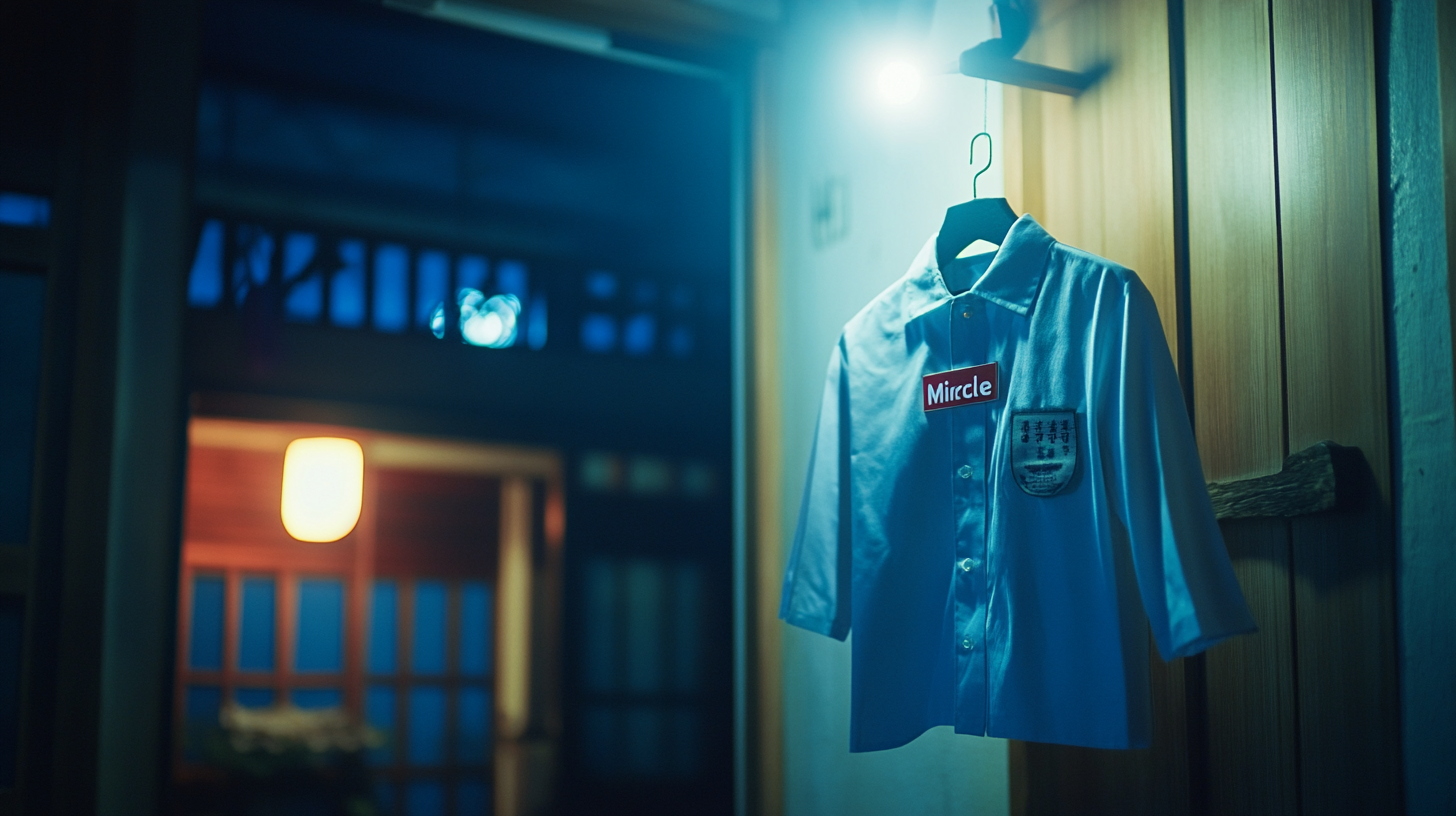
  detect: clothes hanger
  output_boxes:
[935,83,1019,273]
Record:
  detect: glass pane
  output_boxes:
[404,780,445,816]
[370,580,398,674]
[186,219,225,307]
[292,688,342,709]
[189,576,224,670]
[374,243,409,333]
[624,560,663,693]
[238,576,275,671]
[406,685,446,765]
[330,239,367,327]
[624,705,664,777]
[232,226,272,306]
[366,685,395,765]
[622,313,656,356]
[184,686,222,760]
[282,232,322,322]
[496,260,527,298]
[580,313,616,353]
[456,254,488,296]
[296,579,344,672]
[582,561,616,693]
[235,688,274,709]
[0,271,45,544]
[668,707,700,778]
[416,250,450,329]
[667,324,695,358]
[458,582,491,677]
[0,602,23,787]
[671,564,702,693]
[0,192,50,227]
[456,686,490,764]
[581,704,617,776]
[526,294,547,350]
[411,581,447,675]
[455,779,489,816]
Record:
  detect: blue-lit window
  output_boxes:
[526,294,548,349]
[667,325,695,358]
[407,685,447,765]
[179,216,730,363]
[232,226,274,306]
[0,192,50,228]
[456,254,488,295]
[189,576,225,670]
[187,220,226,307]
[282,232,323,322]
[370,581,399,674]
[331,240,367,328]
[411,581,447,675]
[415,251,450,331]
[296,579,344,673]
[622,313,656,356]
[367,578,496,806]
[238,577,275,671]
[585,270,617,299]
[374,244,410,333]
[581,313,617,353]
[496,259,527,298]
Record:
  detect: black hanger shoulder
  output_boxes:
[936,197,1018,271]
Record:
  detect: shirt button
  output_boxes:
[961,308,972,318]
[959,557,980,572]
[957,465,973,479]
[961,638,975,651]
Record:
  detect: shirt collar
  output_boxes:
[916,213,1055,318]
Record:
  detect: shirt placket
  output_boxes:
[950,294,989,736]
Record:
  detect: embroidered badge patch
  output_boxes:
[1011,411,1077,497]
[923,362,999,412]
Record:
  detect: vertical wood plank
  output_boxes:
[1270,1,1401,813]
[1271,0,1389,491]
[1019,652,1189,816]
[1015,0,1179,360]
[1204,520,1298,816]
[1010,2,1187,812]
[1184,0,1286,482]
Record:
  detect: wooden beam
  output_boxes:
[1206,440,1336,521]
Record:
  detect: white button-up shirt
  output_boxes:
[780,216,1255,752]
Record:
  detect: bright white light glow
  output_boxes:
[875,60,923,105]
[281,437,364,543]
[459,289,521,348]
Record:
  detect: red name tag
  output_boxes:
[923,362,999,411]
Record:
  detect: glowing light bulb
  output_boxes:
[875,60,923,105]
[281,437,364,542]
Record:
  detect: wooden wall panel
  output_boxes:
[1205,520,1298,816]
[1006,2,1187,813]
[1184,0,1285,483]
[1015,656,1189,816]
[1006,0,1178,355]
[1271,5,1400,812]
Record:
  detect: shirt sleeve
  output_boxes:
[1109,279,1257,660]
[779,339,853,640]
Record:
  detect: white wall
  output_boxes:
[771,1,1010,814]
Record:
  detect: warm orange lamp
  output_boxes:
[281,437,364,542]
